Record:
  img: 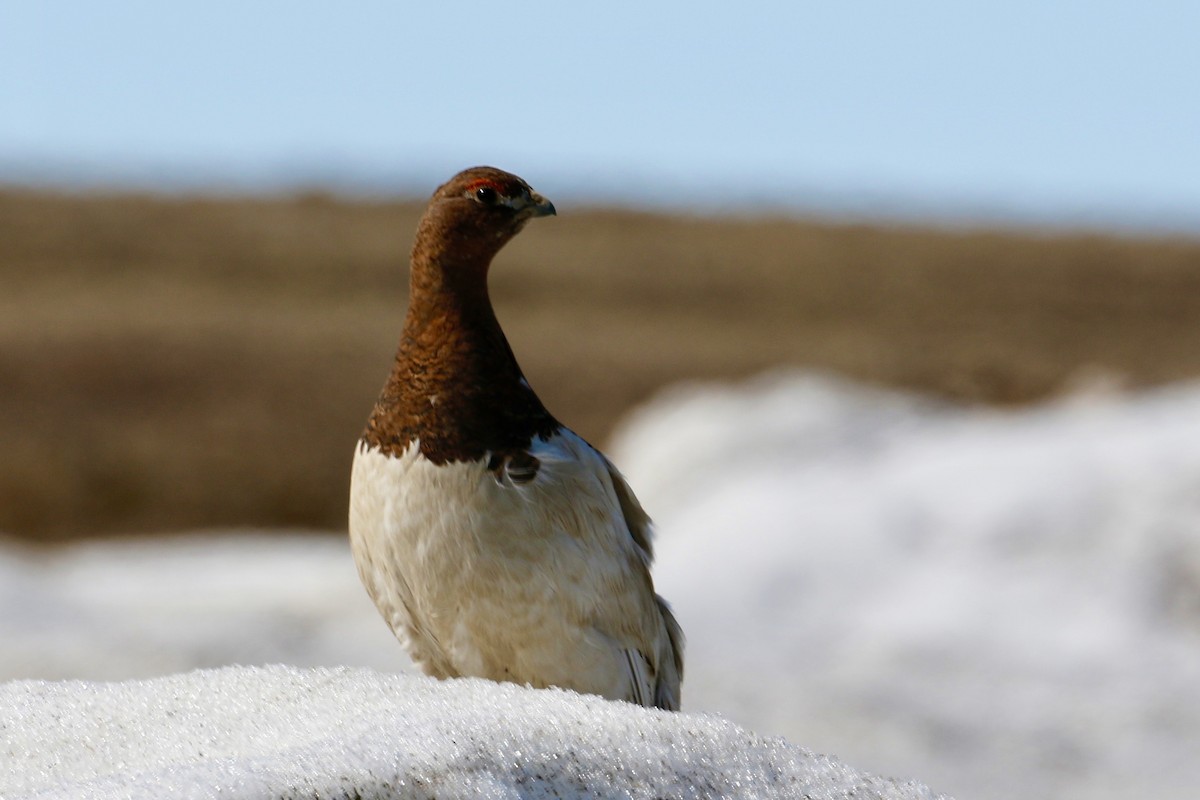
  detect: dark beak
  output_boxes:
[525,191,557,218]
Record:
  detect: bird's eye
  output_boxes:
[475,186,499,205]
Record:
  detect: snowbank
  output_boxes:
[4,371,1200,799]
[0,533,395,681]
[611,372,1200,799]
[1,664,942,800]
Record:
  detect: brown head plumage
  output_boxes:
[410,166,556,286]
[362,167,560,464]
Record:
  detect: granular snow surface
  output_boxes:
[1,665,940,799]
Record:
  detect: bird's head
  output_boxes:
[412,166,556,275]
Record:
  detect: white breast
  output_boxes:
[348,430,674,704]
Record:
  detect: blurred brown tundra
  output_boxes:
[2,189,1199,540]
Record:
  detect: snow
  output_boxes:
[1,665,939,800]
[0,534,393,681]
[4,371,1200,798]
[611,373,1200,800]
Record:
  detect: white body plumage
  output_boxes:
[349,428,682,709]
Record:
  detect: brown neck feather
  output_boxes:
[361,213,558,463]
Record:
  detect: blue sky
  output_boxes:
[2,2,1198,230]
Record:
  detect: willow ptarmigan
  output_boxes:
[349,166,684,710]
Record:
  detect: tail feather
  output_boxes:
[653,595,685,711]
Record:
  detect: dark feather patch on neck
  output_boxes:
[361,336,560,464]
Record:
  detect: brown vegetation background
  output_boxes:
[2,189,1199,540]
